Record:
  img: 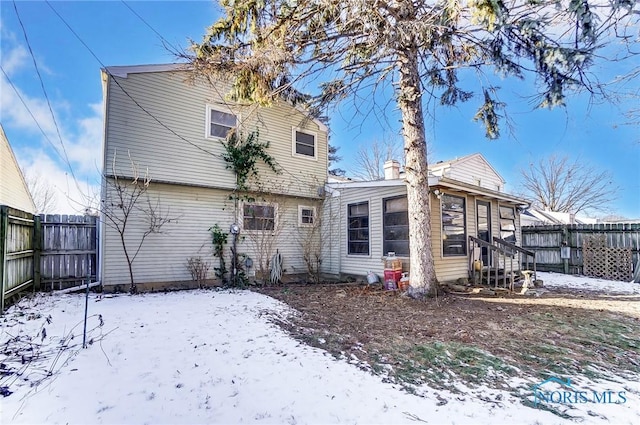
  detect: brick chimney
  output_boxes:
[383,160,400,180]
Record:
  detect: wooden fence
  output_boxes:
[0,205,98,313]
[0,206,37,312]
[40,214,98,290]
[521,223,640,281]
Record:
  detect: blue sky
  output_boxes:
[1,1,638,218]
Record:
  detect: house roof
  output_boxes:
[429,153,506,184]
[328,175,529,206]
[521,209,597,225]
[432,177,528,206]
[102,63,328,132]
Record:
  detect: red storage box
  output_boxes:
[383,269,402,283]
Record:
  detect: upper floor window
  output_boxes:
[442,194,467,256]
[499,205,516,243]
[348,201,369,255]
[242,202,276,231]
[206,106,236,139]
[292,129,316,159]
[383,196,409,256]
[298,205,316,227]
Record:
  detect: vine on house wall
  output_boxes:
[221,131,280,193]
[209,224,228,283]
[219,131,281,285]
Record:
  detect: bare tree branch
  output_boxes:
[519,155,619,215]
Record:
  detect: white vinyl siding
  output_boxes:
[104,71,328,199]
[101,181,321,287]
[337,186,409,278]
[0,127,36,213]
[436,154,505,191]
[319,193,341,276]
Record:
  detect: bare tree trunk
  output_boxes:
[397,48,437,298]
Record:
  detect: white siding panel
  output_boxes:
[431,191,472,282]
[104,71,327,199]
[448,155,504,191]
[336,185,409,279]
[101,180,322,287]
[319,192,341,275]
[0,127,36,213]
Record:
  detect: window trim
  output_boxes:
[382,195,409,257]
[440,193,468,257]
[347,201,370,256]
[240,201,278,233]
[291,127,318,161]
[205,105,237,140]
[298,205,316,227]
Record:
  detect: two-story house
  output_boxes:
[100,64,328,290]
[320,153,531,284]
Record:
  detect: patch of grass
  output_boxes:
[390,341,517,389]
[257,285,640,420]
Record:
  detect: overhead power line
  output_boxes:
[44,0,321,193]
[12,0,79,186]
[0,66,65,163]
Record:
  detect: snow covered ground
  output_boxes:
[1,284,638,424]
[538,271,640,295]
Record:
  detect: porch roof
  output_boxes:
[433,177,529,206]
[327,176,529,207]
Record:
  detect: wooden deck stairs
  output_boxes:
[468,236,537,291]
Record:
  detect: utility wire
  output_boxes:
[45,0,219,160]
[0,66,66,164]
[120,0,181,54]
[46,0,322,194]
[12,0,79,186]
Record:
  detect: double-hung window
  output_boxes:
[347,202,369,255]
[298,205,316,227]
[383,196,409,256]
[442,194,467,256]
[242,203,275,231]
[206,106,236,139]
[292,129,316,159]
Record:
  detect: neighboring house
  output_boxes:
[521,209,597,226]
[321,154,530,283]
[100,64,328,290]
[0,124,36,214]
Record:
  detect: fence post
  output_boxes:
[0,205,8,314]
[562,225,569,274]
[33,214,42,291]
